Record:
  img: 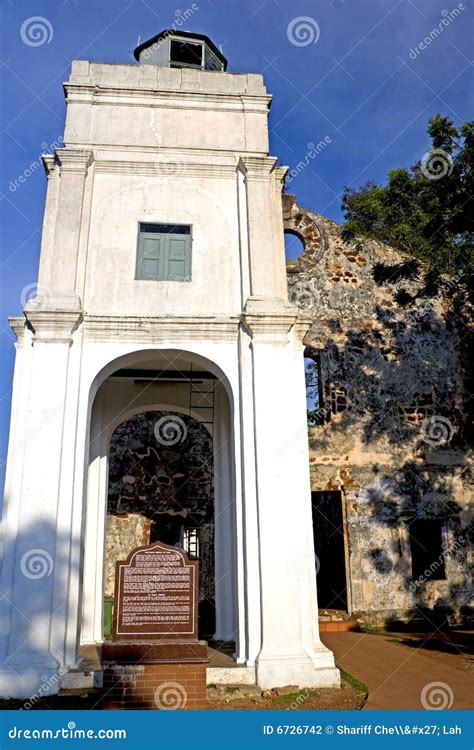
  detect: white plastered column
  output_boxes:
[213,382,237,640]
[0,311,82,698]
[44,149,93,298]
[242,300,339,689]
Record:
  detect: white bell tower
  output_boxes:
[0,29,338,697]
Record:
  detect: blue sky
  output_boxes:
[0,0,473,495]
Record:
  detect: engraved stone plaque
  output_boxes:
[113,540,198,641]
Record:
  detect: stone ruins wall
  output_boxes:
[105,411,215,608]
[283,193,473,626]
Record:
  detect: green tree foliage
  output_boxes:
[341,116,474,282]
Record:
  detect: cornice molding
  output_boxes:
[41,154,56,179]
[83,315,240,343]
[241,313,297,343]
[55,148,94,175]
[238,156,277,181]
[291,315,313,344]
[93,160,238,179]
[9,317,26,347]
[241,297,310,344]
[72,144,266,159]
[64,84,271,114]
[274,165,288,190]
[24,310,83,343]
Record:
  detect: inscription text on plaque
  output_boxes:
[113,540,198,640]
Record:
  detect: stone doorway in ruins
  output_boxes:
[312,490,349,612]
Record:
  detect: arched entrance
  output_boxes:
[105,410,215,638]
[80,348,237,650]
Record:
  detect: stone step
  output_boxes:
[60,670,103,691]
[206,666,255,685]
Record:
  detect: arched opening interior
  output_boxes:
[106,410,215,639]
[284,229,305,260]
[81,349,237,651]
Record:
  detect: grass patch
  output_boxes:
[340,669,368,699]
[274,689,317,707]
[359,624,382,634]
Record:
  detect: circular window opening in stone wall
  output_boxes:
[284,230,305,260]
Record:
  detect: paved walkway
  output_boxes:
[321,632,473,710]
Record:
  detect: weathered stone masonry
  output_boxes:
[283,193,473,626]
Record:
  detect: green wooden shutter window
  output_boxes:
[136,224,191,281]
